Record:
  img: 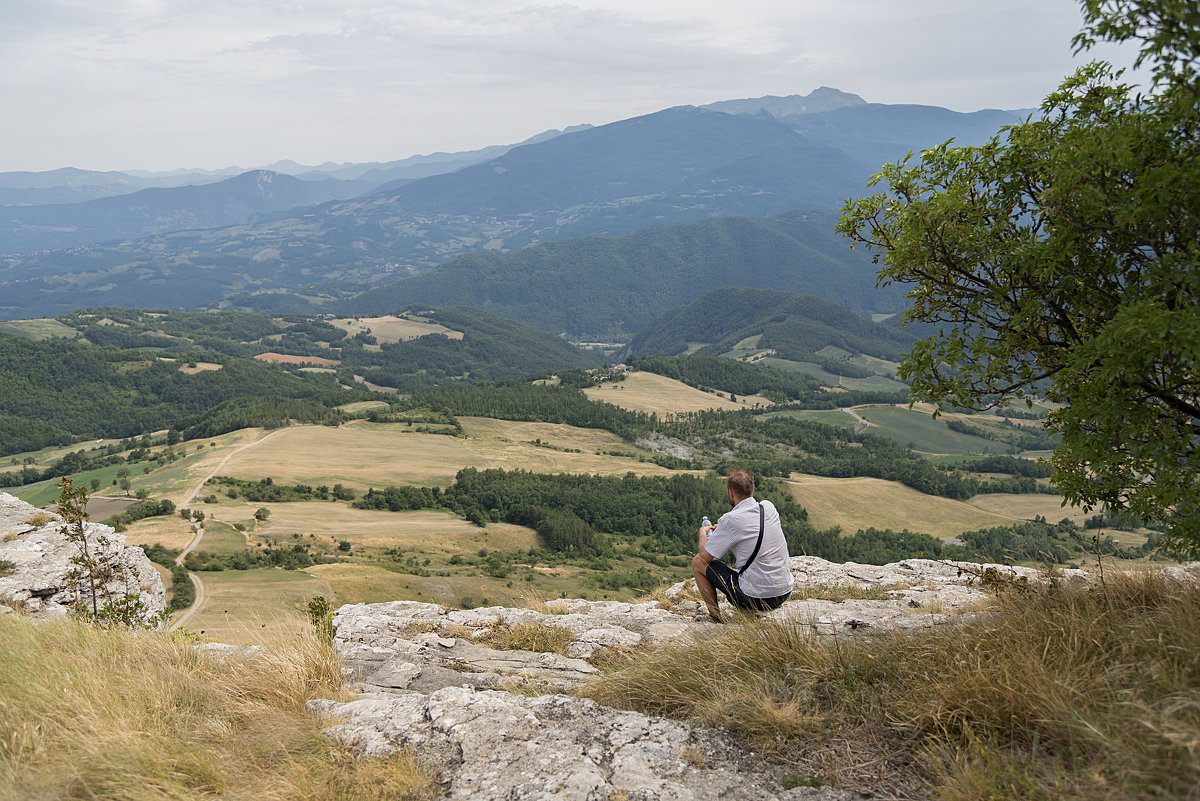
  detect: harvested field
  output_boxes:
[786,474,1015,538]
[178,362,222,374]
[253,352,340,367]
[967,493,1093,525]
[121,515,196,552]
[208,502,538,554]
[331,314,463,343]
[213,420,674,490]
[583,371,769,415]
[183,568,332,645]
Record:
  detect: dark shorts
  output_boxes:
[705,560,790,612]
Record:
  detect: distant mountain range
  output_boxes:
[0,89,1030,322]
[0,171,375,253]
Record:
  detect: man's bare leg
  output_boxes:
[692,554,721,620]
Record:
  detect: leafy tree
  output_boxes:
[838,1,1200,555]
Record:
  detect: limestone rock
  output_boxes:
[0,492,166,626]
[311,686,859,801]
[333,599,691,694]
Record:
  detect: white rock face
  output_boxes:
[310,687,857,801]
[0,492,166,626]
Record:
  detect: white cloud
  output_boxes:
[0,0,1144,171]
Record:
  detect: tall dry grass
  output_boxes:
[585,570,1200,800]
[0,617,434,801]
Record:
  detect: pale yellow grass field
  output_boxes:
[209,501,538,553]
[303,563,421,605]
[184,568,333,645]
[331,314,463,343]
[785,474,1015,538]
[967,493,1093,524]
[305,563,599,608]
[122,515,197,551]
[177,362,222,374]
[214,420,676,490]
[582,371,770,415]
[130,428,268,506]
[337,400,391,413]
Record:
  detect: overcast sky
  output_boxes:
[1,0,1144,173]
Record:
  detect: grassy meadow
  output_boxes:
[857,405,1012,455]
[785,474,1016,539]
[330,314,463,343]
[183,568,334,644]
[212,419,679,491]
[583,371,768,414]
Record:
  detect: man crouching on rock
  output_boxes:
[692,469,794,623]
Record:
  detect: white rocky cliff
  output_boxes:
[0,491,166,625]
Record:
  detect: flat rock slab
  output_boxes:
[334,598,692,694]
[311,686,859,801]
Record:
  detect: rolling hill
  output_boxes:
[343,212,904,339]
[0,92,1027,321]
[623,287,916,362]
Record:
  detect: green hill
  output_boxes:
[624,287,917,363]
[0,306,597,458]
[346,213,903,340]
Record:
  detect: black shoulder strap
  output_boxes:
[739,503,765,576]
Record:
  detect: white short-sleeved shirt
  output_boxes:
[703,497,795,598]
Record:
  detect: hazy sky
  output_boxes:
[1,0,1143,173]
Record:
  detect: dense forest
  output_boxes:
[0,331,365,457]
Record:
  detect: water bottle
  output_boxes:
[701,515,712,531]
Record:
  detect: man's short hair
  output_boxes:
[726,469,755,499]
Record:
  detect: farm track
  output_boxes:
[170,428,290,631]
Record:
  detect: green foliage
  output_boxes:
[167,565,195,612]
[350,213,903,340]
[839,3,1200,554]
[102,497,176,529]
[306,596,335,644]
[56,477,161,628]
[0,330,363,457]
[181,397,346,440]
[183,544,317,571]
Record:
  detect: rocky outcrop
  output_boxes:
[315,555,1197,799]
[310,687,857,801]
[0,491,166,626]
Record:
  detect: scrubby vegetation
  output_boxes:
[0,617,435,800]
[586,570,1200,800]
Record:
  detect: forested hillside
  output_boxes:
[0,332,365,456]
[624,287,916,360]
[0,305,597,456]
[347,213,902,338]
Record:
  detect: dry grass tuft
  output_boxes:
[0,617,436,801]
[484,622,574,655]
[788,584,893,602]
[24,512,54,527]
[584,569,1200,800]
